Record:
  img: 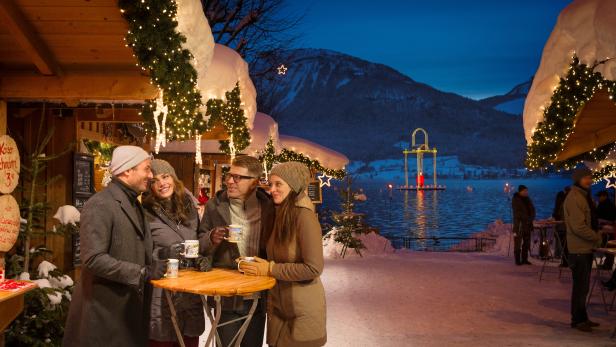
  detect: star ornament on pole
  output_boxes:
[318,173,333,188]
[277,64,287,75]
[605,172,616,189]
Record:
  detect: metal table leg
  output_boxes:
[204,295,222,347]
[164,290,186,347]
[202,294,261,347]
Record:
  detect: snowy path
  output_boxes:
[321,252,614,347]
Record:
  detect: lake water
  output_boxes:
[321,178,573,239]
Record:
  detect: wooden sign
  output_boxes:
[307,180,322,204]
[0,135,20,194]
[0,194,20,252]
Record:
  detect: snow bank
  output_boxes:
[456,220,513,256]
[279,135,349,170]
[241,112,280,156]
[524,0,616,143]
[323,229,395,259]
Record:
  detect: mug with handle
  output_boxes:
[181,240,200,259]
[237,256,255,273]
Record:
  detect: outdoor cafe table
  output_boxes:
[0,280,36,346]
[533,220,563,259]
[151,269,276,347]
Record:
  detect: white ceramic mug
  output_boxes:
[166,259,179,278]
[226,224,243,243]
[237,256,255,273]
[181,240,199,258]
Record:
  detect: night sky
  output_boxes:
[286,0,571,100]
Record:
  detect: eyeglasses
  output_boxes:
[224,173,256,183]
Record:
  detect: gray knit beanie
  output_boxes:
[572,166,592,183]
[151,159,177,179]
[270,162,311,194]
[110,145,151,175]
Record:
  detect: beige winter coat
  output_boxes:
[266,194,327,347]
[564,185,602,254]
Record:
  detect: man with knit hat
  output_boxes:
[64,145,167,347]
[200,155,275,347]
[564,166,602,333]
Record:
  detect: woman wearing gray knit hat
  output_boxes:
[240,161,327,347]
[142,159,209,347]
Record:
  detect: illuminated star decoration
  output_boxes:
[318,173,333,188]
[605,172,616,189]
[277,64,287,75]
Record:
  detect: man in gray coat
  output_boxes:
[564,166,602,333]
[63,146,166,347]
[200,155,275,347]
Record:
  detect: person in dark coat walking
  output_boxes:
[512,185,536,265]
[143,159,208,347]
[63,146,166,347]
[200,155,275,347]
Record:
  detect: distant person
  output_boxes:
[63,146,166,347]
[564,167,602,333]
[512,185,535,265]
[552,186,571,267]
[596,190,616,270]
[596,190,616,222]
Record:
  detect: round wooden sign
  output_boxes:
[0,194,20,252]
[0,135,20,194]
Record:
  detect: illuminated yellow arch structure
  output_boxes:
[401,128,443,190]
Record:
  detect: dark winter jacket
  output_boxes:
[552,190,567,221]
[144,194,207,342]
[597,199,616,222]
[199,187,275,311]
[63,178,153,347]
[512,192,536,235]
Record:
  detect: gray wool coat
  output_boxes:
[145,195,207,342]
[63,179,153,347]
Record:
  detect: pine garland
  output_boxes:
[526,55,616,171]
[207,83,251,154]
[118,0,207,141]
[258,138,347,179]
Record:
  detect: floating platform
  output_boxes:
[396,185,446,191]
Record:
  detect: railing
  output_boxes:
[389,236,496,252]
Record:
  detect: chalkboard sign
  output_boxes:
[307,180,322,204]
[72,234,81,267]
[74,153,94,195]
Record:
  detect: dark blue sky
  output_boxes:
[286,0,571,99]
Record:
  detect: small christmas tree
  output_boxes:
[327,176,369,258]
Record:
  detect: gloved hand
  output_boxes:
[141,259,167,282]
[196,256,213,272]
[239,257,273,277]
[210,227,228,246]
[158,242,184,260]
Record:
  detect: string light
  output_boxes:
[526,55,616,174]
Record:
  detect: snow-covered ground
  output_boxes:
[200,229,615,347]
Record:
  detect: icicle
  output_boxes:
[195,132,202,165]
[263,160,269,181]
[153,89,168,154]
[229,134,236,160]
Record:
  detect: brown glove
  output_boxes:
[239,257,273,277]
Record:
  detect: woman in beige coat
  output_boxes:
[240,162,326,347]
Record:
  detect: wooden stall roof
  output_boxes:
[0,0,157,101]
[555,89,616,162]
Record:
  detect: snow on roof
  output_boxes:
[177,0,215,118]
[278,135,349,170]
[199,43,257,129]
[523,0,616,144]
[241,112,280,156]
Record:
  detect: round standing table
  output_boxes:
[151,269,276,347]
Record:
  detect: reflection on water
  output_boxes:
[322,178,572,239]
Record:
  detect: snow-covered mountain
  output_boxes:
[479,78,532,115]
[254,49,525,168]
